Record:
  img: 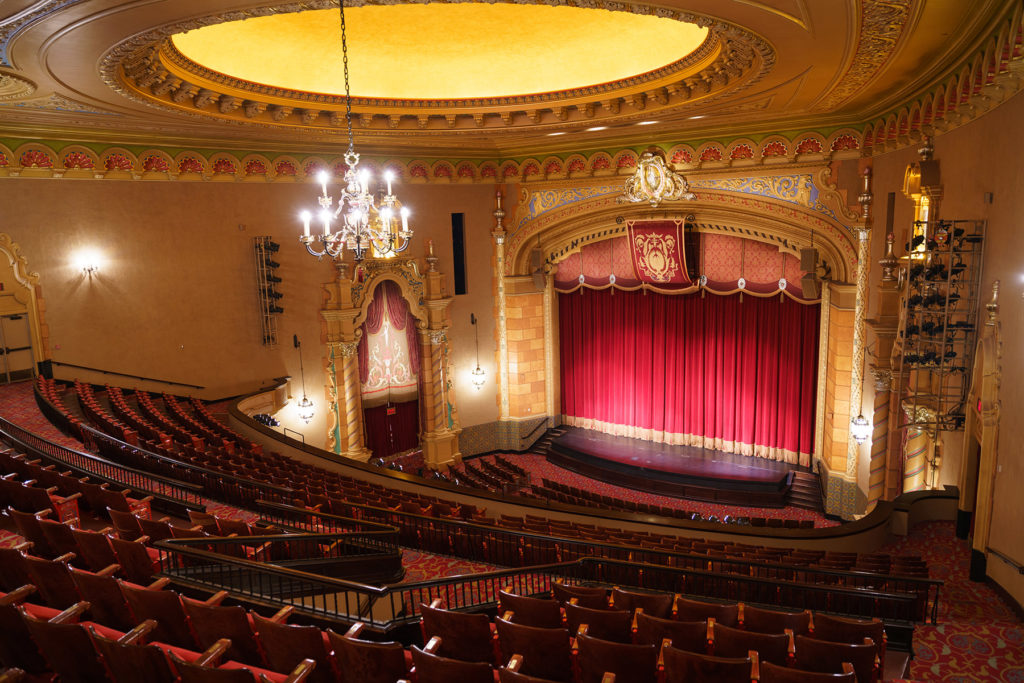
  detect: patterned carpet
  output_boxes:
[880,521,1024,682]
[5,379,1023,681]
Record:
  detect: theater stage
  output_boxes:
[547,428,797,508]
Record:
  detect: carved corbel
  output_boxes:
[601,99,621,114]
[270,105,293,121]
[193,89,218,109]
[388,115,401,129]
[578,102,595,118]
[359,113,374,127]
[416,115,430,129]
[329,111,346,127]
[152,77,181,96]
[242,100,266,118]
[219,96,241,114]
[171,83,198,104]
[300,109,319,124]
[473,113,486,127]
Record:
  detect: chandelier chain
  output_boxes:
[338,0,354,156]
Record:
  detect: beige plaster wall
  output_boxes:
[0,177,500,446]
[869,90,1024,605]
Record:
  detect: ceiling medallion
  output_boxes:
[0,71,36,101]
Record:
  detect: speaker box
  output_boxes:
[800,248,819,273]
[800,274,821,299]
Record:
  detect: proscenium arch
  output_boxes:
[506,199,855,284]
[350,271,426,332]
[0,233,49,373]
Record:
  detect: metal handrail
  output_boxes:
[0,415,204,515]
[155,533,926,631]
[256,500,942,624]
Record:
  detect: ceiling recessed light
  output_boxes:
[547,131,566,136]
[586,126,608,132]
[637,120,658,126]
[688,115,706,120]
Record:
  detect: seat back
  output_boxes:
[742,605,811,635]
[89,624,178,683]
[70,568,136,632]
[6,508,54,558]
[564,603,631,643]
[23,556,79,609]
[37,518,78,558]
[575,633,657,683]
[0,588,50,674]
[171,654,256,683]
[759,661,855,682]
[138,517,174,543]
[70,528,119,573]
[21,610,109,683]
[794,635,877,683]
[327,629,410,683]
[610,588,673,619]
[0,547,31,593]
[498,590,562,629]
[712,621,791,666]
[110,536,158,584]
[674,596,739,627]
[633,612,706,652]
[183,600,263,666]
[420,602,495,664]
[410,642,494,683]
[494,617,572,683]
[251,612,333,683]
[811,613,885,655]
[107,507,143,541]
[552,583,607,610]
[662,645,754,683]
[120,582,196,649]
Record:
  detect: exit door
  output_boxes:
[0,314,33,383]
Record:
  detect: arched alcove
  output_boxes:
[0,233,49,380]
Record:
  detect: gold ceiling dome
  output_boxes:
[109,1,772,152]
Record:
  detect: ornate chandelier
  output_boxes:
[299,0,412,262]
[621,147,696,207]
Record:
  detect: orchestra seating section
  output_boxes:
[3,377,932,680]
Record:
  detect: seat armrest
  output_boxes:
[54,552,76,564]
[269,605,295,623]
[118,619,158,645]
[50,601,90,624]
[0,584,36,605]
[204,590,229,606]
[97,563,121,578]
[147,577,171,591]
[345,622,365,639]
[505,654,525,673]
[280,658,317,683]
[195,638,232,666]
[423,636,442,655]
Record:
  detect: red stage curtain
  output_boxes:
[363,400,420,458]
[559,288,819,465]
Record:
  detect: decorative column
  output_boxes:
[322,261,372,461]
[901,406,934,492]
[866,233,902,508]
[492,190,510,420]
[419,247,461,468]
[846,169,873,480]
[543,268,557,421]
[868,369,892,508]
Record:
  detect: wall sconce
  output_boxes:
[73,248,103,276]
[470,313,486,390]
[293,334,315,424]
[850,413,871,444]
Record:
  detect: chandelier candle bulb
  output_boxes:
[401,207,410,232]
[301,211,311,237]
[385,171,394,196]
[318,170,329,198]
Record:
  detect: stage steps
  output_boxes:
[531,427,567,455]
[786,470,824,511]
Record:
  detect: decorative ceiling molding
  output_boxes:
[814,0,913,111]
[0,71,36,100]
[99,0,774,138]
[0,0,89,67]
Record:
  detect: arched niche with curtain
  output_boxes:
[357,279,422,457]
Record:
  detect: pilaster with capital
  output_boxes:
[418,252,460,468]
[866,233,902,508]
[321,261,371,461]
[493,190,510,420]
[846,169,872,480]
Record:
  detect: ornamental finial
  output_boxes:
[879,232,898,282]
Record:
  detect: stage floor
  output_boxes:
[547,427,796,507]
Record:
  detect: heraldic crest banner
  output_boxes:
[626,219,690,287]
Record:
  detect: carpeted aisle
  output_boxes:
[881,521,1024,682]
